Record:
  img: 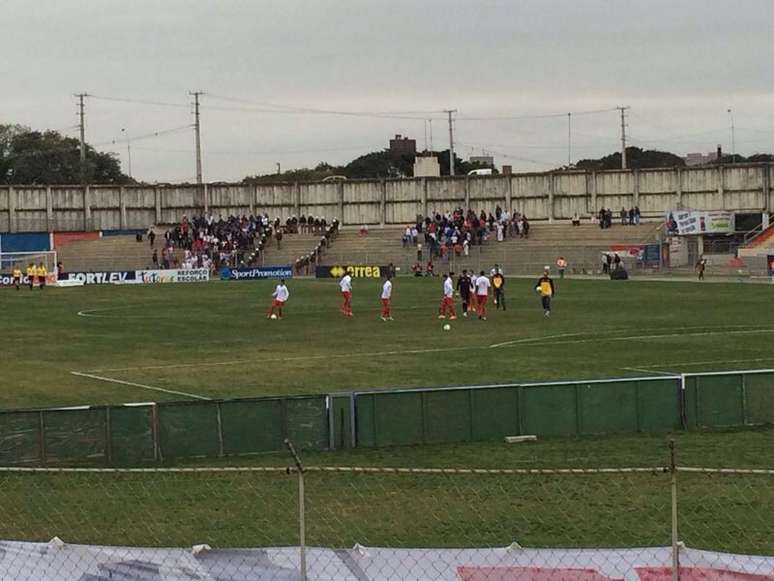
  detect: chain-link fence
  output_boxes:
[0,442,771,579]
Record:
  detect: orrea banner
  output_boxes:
[316,264,388,278]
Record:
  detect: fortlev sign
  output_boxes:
[65,271,136,285]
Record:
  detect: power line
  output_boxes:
[205,93,442,120]
[456,107,618,122]
[89,94,189,109]
[92,125,192,147]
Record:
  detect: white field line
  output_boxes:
[620,366,677,376]
[85,345,475,373]
[536,328,774,347]
[83,326,774,374]
[489,333,586,349]
[627,357,774,369]
[70,371,210,401]
[77,304,432,319]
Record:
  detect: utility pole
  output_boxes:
[429,119,434,152]
[75,93,88,184]
[276,162,281,175]
[121,128,132,179]
[567,112,572,167]
[727,108,736,162]
[444,109,457,176]
[617,106,630,170]
[190,91,204,184]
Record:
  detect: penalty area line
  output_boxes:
[70,371,211,401]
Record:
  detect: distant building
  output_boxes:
[389,134,416,157]
[414,154,440,178]
[684,152,718,166]
[502,165,512,175]
[469,155,494,168]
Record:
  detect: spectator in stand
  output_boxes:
[556,256,567,279]
[275,228,283,249]
[426,260,434,276]
[148,228,156,247]
[621,208,628,225]
[152,249,158,268]
[572,212,581,226]
[402,226,412,247]
[634,206,641,225]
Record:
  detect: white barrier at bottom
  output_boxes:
[0,541,772,580]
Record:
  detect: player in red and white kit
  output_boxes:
[438,274,457,320]
[380,274,393,321]
[339,271,353,317]
[475,270,491,320]
[267,279,290,319]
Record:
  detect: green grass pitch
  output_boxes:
[2,276,774,409]
[1,276,774,551]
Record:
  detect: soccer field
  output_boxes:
[2,276,774,409]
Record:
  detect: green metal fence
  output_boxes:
[0,395,329,466]
[354,377,682,447]
[682,369,774,428]
[0,369,772,465]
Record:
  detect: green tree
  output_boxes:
[575,147,686,171]
[0,124,131,185]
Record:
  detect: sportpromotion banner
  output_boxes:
[220,265,292,281]
[668,210,735,235]
[0,541,772,580]
[316,264,389,278]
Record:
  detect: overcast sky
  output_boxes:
[3,0,773,182]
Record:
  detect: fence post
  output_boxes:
[285,439,307,581]
[670,439,680,581]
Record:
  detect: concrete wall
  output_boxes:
[0,164,772,232]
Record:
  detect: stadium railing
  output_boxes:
[0,440,771,579]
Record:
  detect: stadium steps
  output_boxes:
[738,225,774,258]
[321,224,658,275]
[260,233,327,266]
[55,235,160,272]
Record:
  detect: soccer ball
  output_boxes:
[270,314,278,320]
[443,323,451,331]
[535,286,541,294]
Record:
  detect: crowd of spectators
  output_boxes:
[402,206,531,261]
[147,213,338,273]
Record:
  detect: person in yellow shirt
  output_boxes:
[12,265,22,290]
[37,262,48,290]
[26,263,36,290]
[534,266,556,318]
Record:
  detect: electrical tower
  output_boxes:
[444,109,457,176]
[190,91,204,184]
[617,106,630,170]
